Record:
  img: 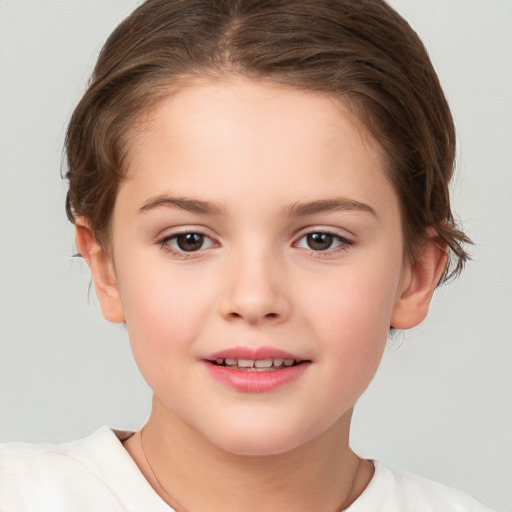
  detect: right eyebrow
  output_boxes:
[138,195,224,215]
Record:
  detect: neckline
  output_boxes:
[109,428,382,511]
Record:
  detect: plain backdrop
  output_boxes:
[0,1,511,510]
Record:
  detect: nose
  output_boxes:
[219,248,291,325]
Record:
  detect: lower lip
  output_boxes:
[204,362,309,393]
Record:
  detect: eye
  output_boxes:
[295,231,350,252]
[162,232,216,253]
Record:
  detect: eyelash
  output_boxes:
[157,229,353,259]
[158,230,218,259]
[294,231,353,257]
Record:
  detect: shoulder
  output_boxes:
[0,428,170,512]
[0,428,124,511]
[348,461,493,512]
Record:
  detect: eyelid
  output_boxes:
[156,225,216,240]
[156,226,220,258]
[292,226,354,256]
[293,225,354,241]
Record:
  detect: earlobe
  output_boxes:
[391,232,448,330]
[75,218,125,324]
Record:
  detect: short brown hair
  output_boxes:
[65,0,470,283]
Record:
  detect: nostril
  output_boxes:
[226,311,279,321]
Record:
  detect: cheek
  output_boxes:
[305,281,392,414]
[304,262,401,336]
[116,260,216,366]
[298,254,403,381]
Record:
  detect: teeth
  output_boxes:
[213,358,298,369]
[254,359,273,368]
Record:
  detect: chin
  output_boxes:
[213,434,304,457]
[200,417,326,458]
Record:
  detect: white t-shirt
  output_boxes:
[0,428,492,511]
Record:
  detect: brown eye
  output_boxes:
[295,231,350,254]
[175,233,205,252]
[306,233,334,251]
[160,231,216,256]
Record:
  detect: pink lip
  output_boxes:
[203,346,303,361]
[202,346,310,393]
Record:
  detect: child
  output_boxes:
[0,0,494,510]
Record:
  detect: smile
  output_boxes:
[203,348,310,392]
[212,358,299,371]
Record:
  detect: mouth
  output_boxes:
[203,347,311,392]
[209,358,304,371]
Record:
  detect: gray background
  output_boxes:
[0,1,510,510]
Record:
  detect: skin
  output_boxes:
[76,78,446,512]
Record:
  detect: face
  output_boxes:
[102,78,412,456]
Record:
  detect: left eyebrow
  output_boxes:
[139,195,224,215]
[286,198,378,218]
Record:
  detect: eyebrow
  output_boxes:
[139,195,224,215]
[286,198,377,217]
[139,195,377,218]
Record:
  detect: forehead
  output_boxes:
[128,77,382,164]
[119,78,396,218]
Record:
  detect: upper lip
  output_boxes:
[203,346,307,362]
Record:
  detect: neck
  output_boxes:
[124,399,373,512]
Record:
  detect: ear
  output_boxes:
[391,230,448,330]
[75,218,125,324]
